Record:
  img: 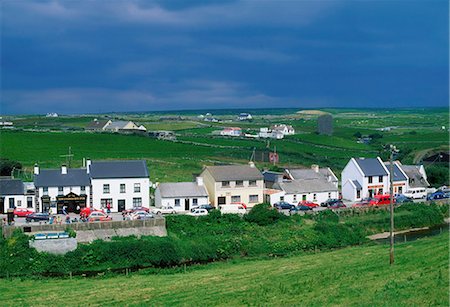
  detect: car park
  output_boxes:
[88,211,112,222]
[188,208,209,216]
[274,201,295,210]
[151,206,176,215]
[14,208,34,217]
[26,213,50,222]
[426,191,449,201]
[130,211,154,220]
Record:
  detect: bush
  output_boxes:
[244,203,286,226]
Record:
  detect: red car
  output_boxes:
[14,208,34,217]
[369,195,394,206]
[87,211,112,222]
[297,201,319,208]
[231,202,247,209]
[352,201,370,208]
[80,207,104,218]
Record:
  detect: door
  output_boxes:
[218,197,226,205]
[9,198,15,209]
[185,199,190,211]
[118,200,126,212]
[0,197,4,214]
[369,190,374,198]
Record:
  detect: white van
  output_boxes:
[219,204,247,215]
[403,188,427,199]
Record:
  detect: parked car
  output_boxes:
[369,194,393,206]
[124,207,150,213]
[14,208,34,217]
[26,213,50,222]
[395,194,413,204]
[191,204,214,212]
[291,205,313,212]
[426,191,449,201]
[219,204,246,214]
[328,202,347,209]
[230,202,247,209]
[188,208,209,216]
[297,201,319,208]
[274,201,295,210]
[88,211,112,222]
[320,199,344,208]
[80,207,104,218]
[352,201,370,208]
[403,188,427,199]
[131,211,154,220]
[151,206,176,215]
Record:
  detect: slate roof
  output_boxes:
[400,165,430,188]
[352,180,362,190]
[86,120,109,130]
[0,179,24,195]
[287,168,338,182]
[384,162,408,182]
[354,158,388,176]
[34,169,90,187]
[273,179,338,194]
[262,171,283,183]
[89,160,149,179]
[204,165,263,181]
[104,121,131,130]
[158,182,208,198]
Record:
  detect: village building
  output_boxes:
[0,179,35,214]
[85,119,112,131]
[220,127,242,137]
[258,127,284,139]
[399,164,430,189]
[341,157,390,202]
[384,162,409,195]
[200,163,264,208]
[238,113,253,121]
[34,165,91,213]
[154,177,209,211]
[103,120,143,132]
[89,160,150,212]
[271,124,295,135]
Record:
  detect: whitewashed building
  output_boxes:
[0,179,35,213]
[258,127,284,139]
[89,160,150,212]
[271,124,295,135]
[220,127,242,137]
[155,178,209,211]
[384,162,409,195]
[341,157,390,202]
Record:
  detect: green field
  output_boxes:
[1,233,447,306]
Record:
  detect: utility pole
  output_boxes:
[60,147,74,168]
[388,144,398,265]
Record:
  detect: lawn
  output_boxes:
[1,233,447,306]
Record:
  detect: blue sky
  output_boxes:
[1,0,448,114]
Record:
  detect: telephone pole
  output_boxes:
[60,147,74,167]
[388,144,398,265]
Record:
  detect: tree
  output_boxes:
[0,158,22,176]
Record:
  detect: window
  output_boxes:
[378,189,383,195]
[9,198,14,209]
[398,186,403,194]
[378,176,383,183]
[120,184,126,193]
[293,195,297,202]
[368,176,373,184]
[236,180,243,187]
[43,187,48,195]
[80,186,86,195]
[218,197,226,205]
[222,181,230,187]
[193,198,198,205]
[175,199,180,207]
[231,195,241,203]
[101,198,112,208]
[249,180,257,187]
[58,186,63,195]
[249,195,258,203]
[357,190,361,199]
[133,198,142,207]
[313,194,317,201]
[302,195,306,201]
[103,184,110,194]
[280,196,284,201]
[134,183,141,193]
[328,192,331,199]
[27,197,33,208]
[17,200,22,207]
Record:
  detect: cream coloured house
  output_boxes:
[200,163,264,208]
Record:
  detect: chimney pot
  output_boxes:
[61,165,67,175]
[34,164,39,175]
[196,177,204,186]
[86,159,92,174]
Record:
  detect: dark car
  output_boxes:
[427,191,449,201]
[290,205,313,212]
[191,204,214,212]
[26,213,50,222]
[320,199,344,208]
[395,194,413,204]
[274,201,295,210]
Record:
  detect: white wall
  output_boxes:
[2,194,35,212]
[341,159,364,201]
[342,181,357,202]
[155,194,209,211]
[91,177,149,212]
[267,191,338,205]
[36,186,90,212]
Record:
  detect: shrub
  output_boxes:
[244,203,286,226]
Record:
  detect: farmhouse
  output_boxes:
[258,127,284,139]
[85,119,112,131]
[89,160,150,212]
[0,179,35,214]
[103,121,142,132]
[200,163,264,208]
[341,157,390,202]
[220,127,242,137]
[155,177,209,211]
[399,164,430,189]
[238,113,253,121]
[271,124,295,135]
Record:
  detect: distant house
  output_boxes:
[200,163,264,208]
[399,164,430,189]
[341,157,390,202]
[238,113,253,121]
[103,121,141,132]
[258,127,284,139]
[220,127,242,137]
[46,113,59,117]
[155,178,209,211]
[148,130,176,140]
[0,179,35,214]
[86,119,112,131]
[271,124,295,135]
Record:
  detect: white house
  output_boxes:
[103,121,140,132]
[341,157,390,202]
[154,177,209,211]
[238,113,252,121]
[0,179,35,213]
[271,124,295,135]
[220,127,242,137]
[258,127,284,139]
[89,160,150,212]
[34,165,91,213]
[384,162,409,195]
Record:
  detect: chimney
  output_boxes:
[86,159,92,174]
[34,164,39,175]
[311,164,319,173]
[61,165,67,175]
[248,161,255,168]
[196,177,204,186]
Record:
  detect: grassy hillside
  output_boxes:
[1,233,447,306]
